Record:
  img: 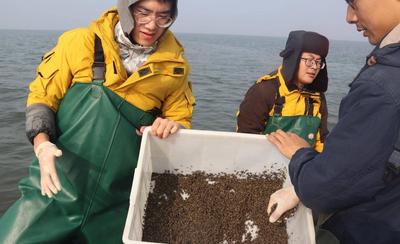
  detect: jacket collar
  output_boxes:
[88,8,185,84]
[277,66,315,94]
[380,23,400,48]
[89,8,185,64]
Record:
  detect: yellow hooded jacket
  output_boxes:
[237,66,328,152]
[27,8,195,128]
[260,67,326,152]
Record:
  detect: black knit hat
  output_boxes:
[280,30,329,92]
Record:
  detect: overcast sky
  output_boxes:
[1,0,364,42]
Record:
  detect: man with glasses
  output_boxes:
[237,30,329,153]
[267,0,400,243]
[0,0,195,243]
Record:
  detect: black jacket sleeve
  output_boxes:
[237,80,277,134]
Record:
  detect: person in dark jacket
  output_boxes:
[237,31,329,152]
[267,0,400,243]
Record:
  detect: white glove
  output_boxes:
[267,185,300,223]
[34,141,62,198]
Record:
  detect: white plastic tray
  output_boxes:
[123,129,315,244]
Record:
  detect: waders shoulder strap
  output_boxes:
[318,93,326,115]
[93,34,105,81]
[272,80,285,116]
[305,96,315,116]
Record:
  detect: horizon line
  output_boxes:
[0,27,368,43]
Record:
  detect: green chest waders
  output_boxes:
[264,92,321,146]
[314,213,341,244]
[0,35,156,244]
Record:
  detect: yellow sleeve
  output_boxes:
[27,36,74,111]
[27,29,93,111]
[314,93,328,153]
[162,71,196,129]
[314,129,324,152]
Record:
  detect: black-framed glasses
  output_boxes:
[133,8,173,28]
[301,58,326,69]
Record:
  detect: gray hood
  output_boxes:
[117,0,178,36]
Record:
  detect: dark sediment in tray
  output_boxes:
[143,171,293,244]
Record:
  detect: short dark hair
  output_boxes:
[133,0,178,18]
